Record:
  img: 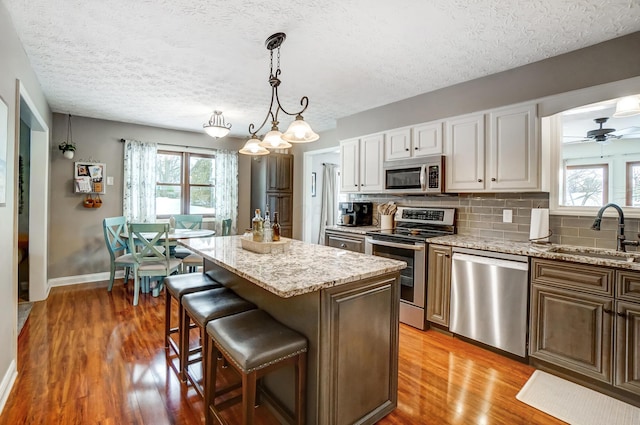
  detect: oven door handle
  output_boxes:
[419,164,427,191]
[366,237,425,251]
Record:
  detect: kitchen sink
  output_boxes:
[545,246,640,263]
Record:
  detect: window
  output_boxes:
[156,150,216,217]
[563,164,608,207]
[626,161,640,207]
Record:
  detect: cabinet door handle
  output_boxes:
[354,184,358,187]
[414,147,418,150]
[340,243,347,248]
[477,179,483,183]
[491,177,496,181]
[603,308,613,315]
[405,148,410,151]
[617,312,626,318]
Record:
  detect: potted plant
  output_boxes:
[58,141,76,159]
[59,114,77,159]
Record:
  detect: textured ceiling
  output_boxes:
[4,0,640,138]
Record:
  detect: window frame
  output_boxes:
[626,161,640,207]
[563,163,609,207]
[156,149,216,218]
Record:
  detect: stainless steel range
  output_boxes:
[365,207,455,329]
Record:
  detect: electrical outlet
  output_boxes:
[503,209,513,223]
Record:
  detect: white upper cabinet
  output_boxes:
[445,113,486,192]
[340,138,360,193]
[445,102,540,192]
[340,134,384,193]
[384,121,443,161]
[487,103,538,191]
[384,128,412,161]
[413,121,443,157]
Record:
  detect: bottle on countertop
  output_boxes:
[252,209,264,242]
[263,204,273,242]
[272,212,281,241]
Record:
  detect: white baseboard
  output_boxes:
[48,270,126,287]
[0,360,17,416]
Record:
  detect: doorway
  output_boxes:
[17,81,49,302]
[302,147,342,244]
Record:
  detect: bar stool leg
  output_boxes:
[164,286,172,349]
[242,372,257,425]
[204,335,217,425]
[296,352,307,425]
[179,306,190,382]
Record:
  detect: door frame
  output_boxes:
[302,146,340,244]
[16,81,49,301]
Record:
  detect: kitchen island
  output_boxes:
[177,235,406,425]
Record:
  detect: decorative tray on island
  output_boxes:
[240,237,292,254]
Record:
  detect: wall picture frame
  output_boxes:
[74,162,106,194]
[0,97,8,206]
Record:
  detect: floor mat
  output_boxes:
[517,370,640,425]
[18,302,33,335]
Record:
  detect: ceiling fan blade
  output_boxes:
[610,126,640,137]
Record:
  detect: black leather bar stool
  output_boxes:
[204,309,308,425]
[181,287,256,396]
[164,273,221,378]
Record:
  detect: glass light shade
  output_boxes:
[203,111,232,138]
[239,136,269,156]
[281,116,319,143]
[259,130,292,149]
[613,96,640,118]
[63,150,74,159]
[204,125,231,138]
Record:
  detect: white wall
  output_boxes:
[0,2,52,413]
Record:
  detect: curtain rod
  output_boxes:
[119,138,218,152]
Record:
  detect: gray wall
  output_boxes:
[0,1,52,409]
[48,114,251,279]
[291,32,640,241]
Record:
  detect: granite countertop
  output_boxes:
[324,225,379,235]
[178,235,406,298]
[429,235,640,271]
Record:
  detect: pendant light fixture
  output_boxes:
[240,32,319,156]
[203,110,232,138]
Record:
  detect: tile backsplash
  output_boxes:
[351,192,639,251]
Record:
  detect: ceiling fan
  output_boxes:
[564,117,640,144]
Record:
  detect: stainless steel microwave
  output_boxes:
[383,155,445,194]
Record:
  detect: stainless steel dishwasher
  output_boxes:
[449,247,529,357]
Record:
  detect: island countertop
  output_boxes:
[178,235,406,298]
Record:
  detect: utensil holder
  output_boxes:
[381,215,394,230]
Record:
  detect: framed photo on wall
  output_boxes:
[75,162,106,194]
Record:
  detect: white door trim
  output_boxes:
[18,81,50,301]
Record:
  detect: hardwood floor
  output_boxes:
[0,280,564,424]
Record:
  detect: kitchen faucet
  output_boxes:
[591,203,640,252]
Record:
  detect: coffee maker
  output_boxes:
[337,202,373,226]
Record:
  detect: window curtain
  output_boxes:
[318,163,338,244]
[123,139,157,222]
[214,149,238,235]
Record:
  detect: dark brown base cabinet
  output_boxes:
[426,244,451,327]
[324,230,365,253]
[530,258,640,399]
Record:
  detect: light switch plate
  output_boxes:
[503,209,513,223]
[107,176,114,185]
